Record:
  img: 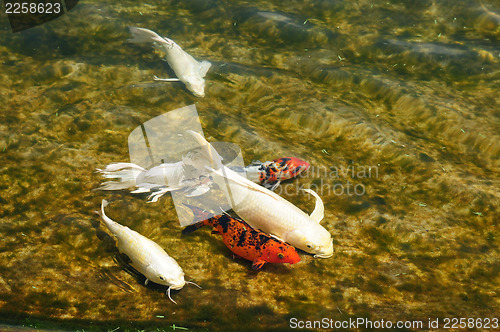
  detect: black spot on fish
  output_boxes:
[292,165,302,174]
[278,158,291,167]
[256,234,271,250]
[265,167,273,177]
[217,215,231,233]
[237,230,248,247]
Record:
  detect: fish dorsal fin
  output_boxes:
[187,130,223,170]
[198,61,211,77]
[303,189,324,223]
[184,184,211,197]
[187,130,279,201]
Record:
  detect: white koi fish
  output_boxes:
[96,162,211,202]
[96,199,200,303]
[128,27,211,97]
[186,131,334,258]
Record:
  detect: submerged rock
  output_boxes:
[234,7,336,46]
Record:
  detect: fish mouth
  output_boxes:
[314,252,333,259]
[170,280,186,290]
[313,244,334,258]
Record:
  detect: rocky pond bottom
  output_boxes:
[0,0,498,330]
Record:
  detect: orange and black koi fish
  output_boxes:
[237,157,310,190]
[182,204,301,270]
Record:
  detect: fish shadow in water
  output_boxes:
[215,251,298,278]
[243,260,296,279]
[243,248,312,278]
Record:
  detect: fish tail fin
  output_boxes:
[182,203,214,234]
[183,203,214,221]
[182,222,207,234]
[96,199,109,219]
[95,163,145,191]
[199,60,212,78]
[95,199,121,234]
[128,27,166,44]
[186,130,224,170]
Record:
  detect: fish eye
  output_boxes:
[159,276,164,281]
[277,253,284,259]
[306,244,315,249]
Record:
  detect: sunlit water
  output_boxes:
[0,0,498,331]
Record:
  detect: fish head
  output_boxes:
[150,261,186,289]
[262,242,301,264]
[285,226,333,258]
[168,276,186,291]
[184,76,206,97]
[157,271,186,290]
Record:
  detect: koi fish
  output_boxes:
[182,204,301,270]
[96,157,309,201]
[128,27,211,97]
[186,130,334,258]
[239,157,310,190]
[95,162,212,202]
[95,199,200,303]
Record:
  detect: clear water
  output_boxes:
[0,0,498,331]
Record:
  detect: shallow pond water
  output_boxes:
[0,0,499,331]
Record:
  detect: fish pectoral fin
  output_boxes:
[252,260,266,271]
[144,278,149,286]
[265,180,281,191]
[184,184,211,197]
[303,188,324,223]
[270,234,285,242]
[198,61,212,77]
[154,75,180,82]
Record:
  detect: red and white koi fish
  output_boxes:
[186,131,334,258]
[128,27,211,97]
[183,204,301,270]
[96,199,200,303]
[235,157,310,190]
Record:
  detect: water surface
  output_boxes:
[0,0,498,330]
